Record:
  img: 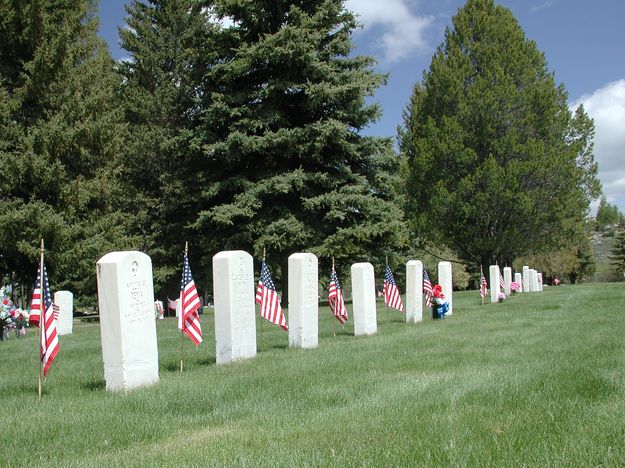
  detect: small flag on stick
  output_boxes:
[256,260,288,330]
[29,247,59,377]
[328,265,348,324]
[480,267,488,304]
[423,268,434,308]
[180,251,202,346]
[383,263,404,312]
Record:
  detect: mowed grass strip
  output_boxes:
[1,283,624,466]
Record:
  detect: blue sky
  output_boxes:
[97,0,625,212]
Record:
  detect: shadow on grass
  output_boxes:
[163,356,216,372]
[164,361,181,373]
[82,378,105,391]
[197,356,216,366]
[257,342,289,352]
[321,330,353,339]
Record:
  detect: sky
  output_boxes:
[97,0,625,213]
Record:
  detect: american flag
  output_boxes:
[498,266,505,290]
[480,270,488,298]
[423,268,434,307]
[29,265,43,327]
[383,264,404,312]
[180,254,202,345]
[29,263,59,377]
[328,268,348,324]
[167,298,177,311]
[255,261,288,330]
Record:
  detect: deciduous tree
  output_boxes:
[399,0,601,274]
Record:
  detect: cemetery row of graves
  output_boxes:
[2,246,546,396]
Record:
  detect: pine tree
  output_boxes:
[0,0,134,301]
[595,197,622,231]
[191,0,408,289]
[609,229,625,279]
[399,0,600,273]
[118,0,215,294]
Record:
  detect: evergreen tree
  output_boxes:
[609,229,625,279]
[399,0,601,273]
[595,197,622,231]
[118,0,215,294]
[192,0,408,289]
[0,0,134,301]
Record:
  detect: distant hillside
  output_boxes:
[590,229,619,282]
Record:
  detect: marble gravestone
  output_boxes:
[503,267,512,296]
[537,273,544,291]
[489,265,500,304]
[406,260,423,323]
[96,251,159,392]
[175,298,182,319]
[438,261,453,315]
[530,269,539,292]
[54,290,73,336]
[351,263,377,336]
[288,253,318,349]
[522,266,530,292]
[514,273,523,292]
[213,251,257,364]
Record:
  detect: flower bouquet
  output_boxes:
[432,284,449,320]
[0,287,29,340]
[497,291,506,302]
[1,289,14,341]
[510,282,520,294]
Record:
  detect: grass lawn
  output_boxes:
[1,283,624,466]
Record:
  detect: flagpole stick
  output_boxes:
[180,242,188,373]
[385,257,390,323]
[38,239,44,401]
[259,248,266,351]
[480,266,484,306]
[332,257,337,338]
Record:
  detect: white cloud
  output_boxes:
[572,79,625,212]
[345,0,433,64]
[529,1,557,14]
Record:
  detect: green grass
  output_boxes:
[2,283,624,466]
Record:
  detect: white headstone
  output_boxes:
[489,265,500,303]
[351,263,377,336]
[537,273,544,291]
[288,253,318,349]
[406,260,423,323]
[154,300,164,319]
[96,251,159,392]
[54,290,73,336]
[213,251,257,364]
[503,267,512,296]
[514,273,523,292]
[438,261,453,315]
[530,269,539,292]
[522,266,530,292]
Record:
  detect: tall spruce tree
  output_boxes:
[399,0,601,273]
[193,0,407,290]
[0,0,135,301]
[609,229,625,278]
[118,0,215,294]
